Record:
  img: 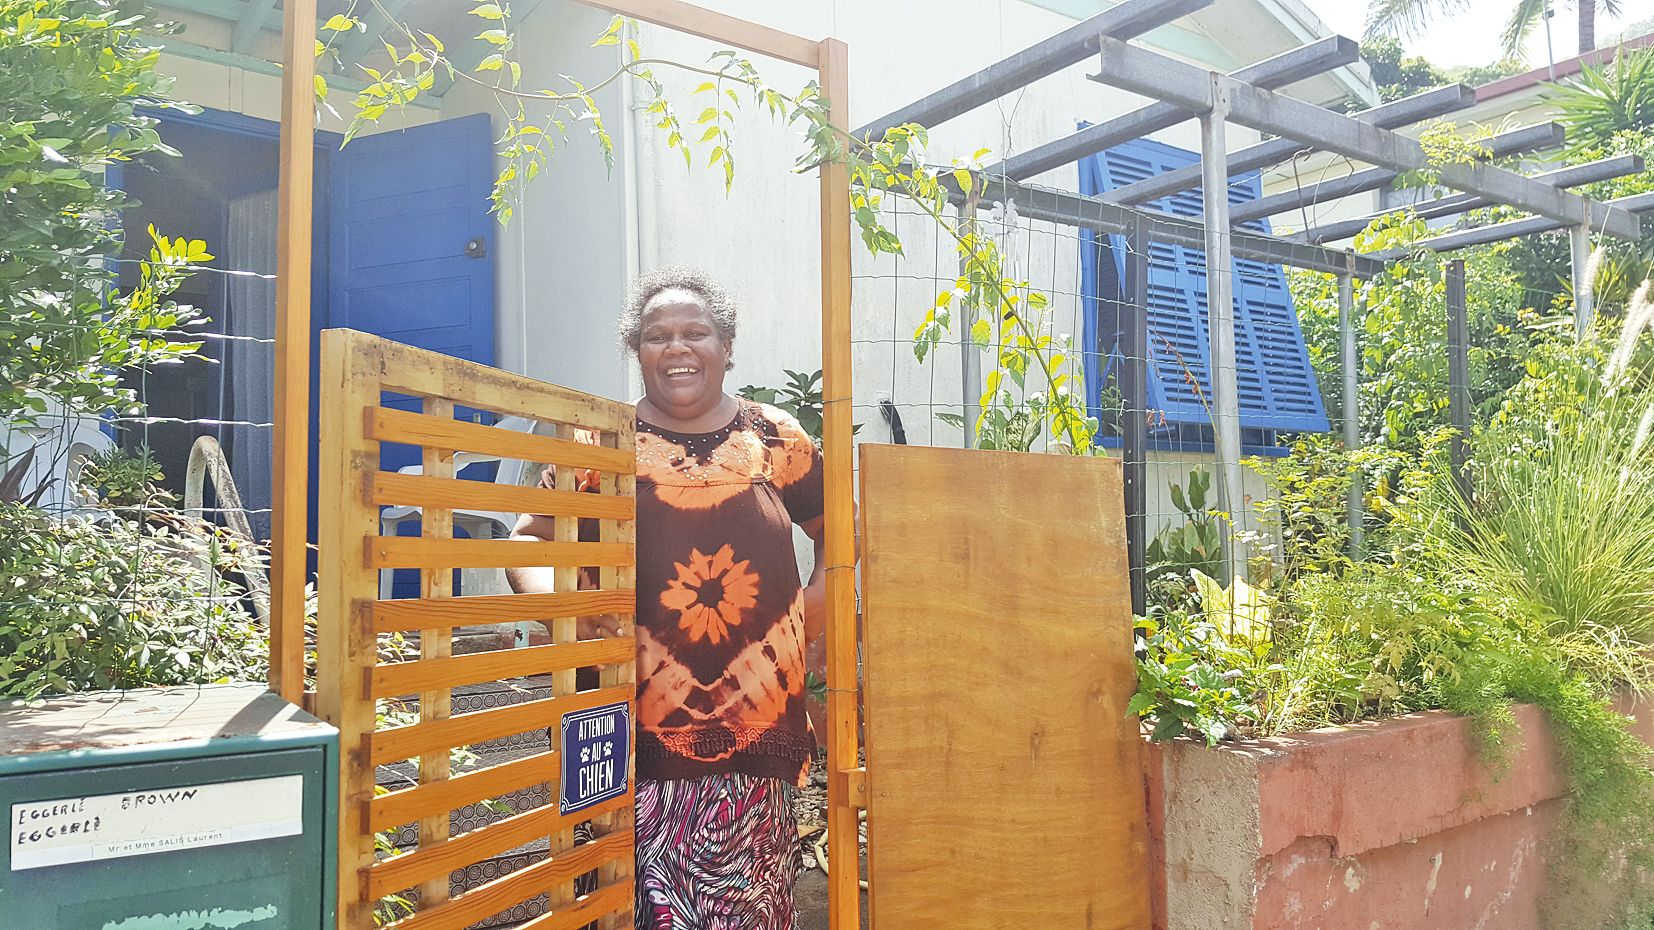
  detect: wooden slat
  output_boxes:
[346,330,635,431]
[366,537,633,570]
[546,424,584,920]
[371,750,558,834]
[372,471,635,521]
[515,879,634,930]
[596,437,637,930]
[367,407,634,474]
[388,831,633,930]
[316,332,383,930]
[416,396,456,911]
[582,0,819,67]
[373,590,636,633]
[371,686,633,766]
[373,638,637,697]
[368,794,634,898]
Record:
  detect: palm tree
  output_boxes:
[1365,0,1623,57]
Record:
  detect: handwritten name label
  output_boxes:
[560,702,630,816]
[10,775,303,871]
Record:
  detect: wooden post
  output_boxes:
[316,332,380,930]
[270,0,318,703]
[417,398,455,912]
[1198,90,1243,585]
[1571,223,1595,340]
[597,433,638,930]
[817,36,862,930]
[547,426,582,920]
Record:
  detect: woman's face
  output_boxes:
[637,290,730,416]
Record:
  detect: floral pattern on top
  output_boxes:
[632,401,823,786]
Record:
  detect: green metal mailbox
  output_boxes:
[0,684,338,930]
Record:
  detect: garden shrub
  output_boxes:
[0,502,266,698]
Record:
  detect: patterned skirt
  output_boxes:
[633,773,800,930]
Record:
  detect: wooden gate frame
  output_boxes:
[275,3,861,928]
[318,330,641,929]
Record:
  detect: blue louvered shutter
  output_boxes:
[1078,136,1329,434]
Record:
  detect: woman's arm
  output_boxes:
[505,512,623,639]
[504,512,558,595]
[798,509,859,668]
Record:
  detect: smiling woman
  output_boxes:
[508,266,830,930]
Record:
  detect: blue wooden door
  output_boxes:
[326,114,496,595]
[328,112,495,370]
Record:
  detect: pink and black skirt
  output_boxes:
[633,772,801,930]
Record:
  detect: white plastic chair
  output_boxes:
[378,415,547,599]
[1,399,114,513]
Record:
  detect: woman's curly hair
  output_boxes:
[618,266,737,369]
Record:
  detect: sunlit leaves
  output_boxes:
[321,10,1083,452]
[591,13,622,46]
[1,1,214,425]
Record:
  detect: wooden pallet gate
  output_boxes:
[317,330,639,930]
[289,4,858,929]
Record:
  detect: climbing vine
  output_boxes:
[320,2,1095,454]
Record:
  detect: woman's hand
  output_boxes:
[578,613,627,641]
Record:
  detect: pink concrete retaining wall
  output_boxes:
[1145,701,1654,930]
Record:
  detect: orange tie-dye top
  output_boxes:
[633,400,823,786]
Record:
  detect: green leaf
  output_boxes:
[478,28,511,45]
[1150,715,1186,742]
[476,54,505,71]
[321,14,357,32]
[470,3,505,19]
[591,13,623,44]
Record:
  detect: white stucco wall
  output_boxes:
[439,0,634,401]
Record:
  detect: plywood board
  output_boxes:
[859,445,1151,930]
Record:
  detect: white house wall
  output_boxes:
[439,0,634,401]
